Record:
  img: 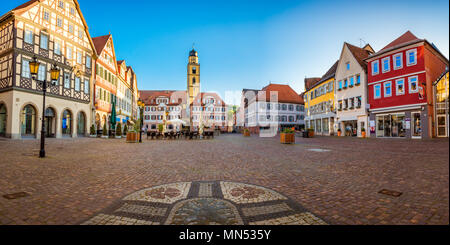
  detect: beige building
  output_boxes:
[0,0,97,139]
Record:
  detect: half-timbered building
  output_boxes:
[0,0,97,139]
[92,34,118,133]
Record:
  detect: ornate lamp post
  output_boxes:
[137,99,145,143]
[29,55,60,158]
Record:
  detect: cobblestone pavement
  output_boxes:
[81,181,326,225]
[0,134,448,225]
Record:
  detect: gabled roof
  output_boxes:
[191,92,226,106]
[117,60,125,65]
[345,42,373,71]
[319,60,339,83]
[258,84,304,104]
[5,0,98,58]
[139,90,186,106]
[379,31,421,53]
[92,34,111,54]
[304,77,321,91]
[367,31,424,60]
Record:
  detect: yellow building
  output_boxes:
[303,61,338,135]
[434,69,449,137]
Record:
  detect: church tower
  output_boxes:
[187,48,200,105]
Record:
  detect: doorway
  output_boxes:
[411,112,422,139]
[44,107,56,138]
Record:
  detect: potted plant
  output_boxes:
[101,124,108,139]
[280,128,295,144]
[361,127,366,138]
[115,122,122,139]
[158,124,164,133]
[337,128,342,137]
[308,127,314,138]
[243,128,250,137]
[126,123,139,143]
[89,124,96,138]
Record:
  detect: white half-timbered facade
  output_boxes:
[0,0,97,139]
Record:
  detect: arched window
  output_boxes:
[77,112,86,135]
[62,110,72,136]
[21,105,36,137]
[192,67,197,74]
[0,104,7,137]
[192,77,196,84]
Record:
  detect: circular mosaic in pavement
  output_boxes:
[81,181,328,225]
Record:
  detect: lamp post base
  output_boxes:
[39,149,45,158]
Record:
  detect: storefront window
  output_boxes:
[316,119,321,133]
[323,118,329,134]
[376,113,406,138]
[62,110,72,136]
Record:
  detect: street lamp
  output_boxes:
[137,98,145,143]
[29,55,60,158]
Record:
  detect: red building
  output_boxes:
[366,31,448,139]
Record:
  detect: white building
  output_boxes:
[240,83,305,134]
[335,42,374,137]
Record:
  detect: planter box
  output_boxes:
[89,135,97,138]
[308,131,314,138]
[126,132,140,143]
[280,133,295,144]
[115,136,122,139]
[101,135,109,139]
[243,131,250,137]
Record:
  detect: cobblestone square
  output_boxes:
[0,135,448,225]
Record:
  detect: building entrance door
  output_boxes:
[411,112,422,139]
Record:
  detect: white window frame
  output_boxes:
[40,32,48,50]
[408,76,419,93]
[66,46,72,60]
[396,79,405,95]
[43,11,50,22]
[77,51,82,64]
[406,49,417,66]
[393,53,403,70]
[372,60,379,75]
[384,81,392,97]
[24,29,33,44]
[38,64,46,81]
[57,18,63,28]
[382,57,390,73]
[74,77,80,91]
[84,79,89,94]
[374,84,382,99]
[54,40,61,55]
[21,59,31,78]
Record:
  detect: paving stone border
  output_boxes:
[81,181,329,225]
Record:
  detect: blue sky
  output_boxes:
[2,0,449,105]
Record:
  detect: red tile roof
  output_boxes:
[368,31,424,60]
[304,77,321,91]
[12,0,38,11]
[345,42,373,71]
[257,84,304,104]
[139,90,186,106]
[191,92,226,106]
[92,34,111,54]
[379,31,421,53]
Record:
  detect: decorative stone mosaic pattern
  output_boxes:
[198,182,214,197]
[165,198,243,225]
[123,182,191,204]
[220,181,288,204]
[81,181,327,225]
